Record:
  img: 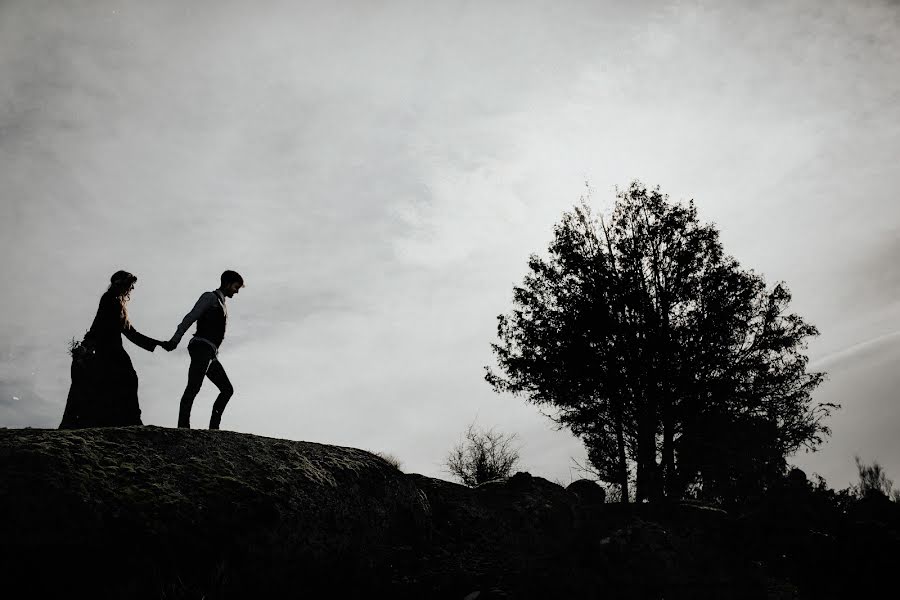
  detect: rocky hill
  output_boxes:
[1,427,897,599]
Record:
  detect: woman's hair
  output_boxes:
[107,270,137,327]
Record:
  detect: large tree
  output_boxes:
[486,182,835,503]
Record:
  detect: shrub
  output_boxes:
[446,423,520,487]
[852,456,895,500]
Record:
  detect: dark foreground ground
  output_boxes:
[1,427,898,599]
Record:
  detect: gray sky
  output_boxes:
[2,0,899,489]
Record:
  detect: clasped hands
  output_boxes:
[156,339,177,352]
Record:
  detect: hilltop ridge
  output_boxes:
[1,426,897,598]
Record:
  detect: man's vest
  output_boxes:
[195,293,227,347]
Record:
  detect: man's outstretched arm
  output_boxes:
[167,292,217,349]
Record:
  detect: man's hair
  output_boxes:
[221,270,244,287]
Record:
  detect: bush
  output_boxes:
[852,456,896,500]
[446,423,520,487]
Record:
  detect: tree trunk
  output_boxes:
[660,303,676,499]
[614,395,629,502]
[635,387,659,502]
[662,398,675,498]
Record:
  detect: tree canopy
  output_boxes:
[486,182,835,503]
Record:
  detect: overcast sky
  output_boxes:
[2,0,899,490]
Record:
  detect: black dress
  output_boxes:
[59,292,157,428]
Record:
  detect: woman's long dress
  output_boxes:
[59,292,157,428]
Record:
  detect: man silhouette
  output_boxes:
[163,270,244,429]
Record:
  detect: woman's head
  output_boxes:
[108,270,137,299]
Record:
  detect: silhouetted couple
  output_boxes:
[59,270,245,430]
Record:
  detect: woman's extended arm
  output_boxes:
[123,325,159,352]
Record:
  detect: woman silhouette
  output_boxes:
[60,271,165,428]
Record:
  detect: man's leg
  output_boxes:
[178,343,213,428]
[205,359,234,430]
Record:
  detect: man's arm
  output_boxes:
[168,292,217,348]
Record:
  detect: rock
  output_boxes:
[567,479,606,506]
[0,426,429,598]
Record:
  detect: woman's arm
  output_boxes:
[123,325,159,352]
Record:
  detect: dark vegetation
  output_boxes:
[487,182,836,504]
[851,455,900,501]
[445,422,520,486]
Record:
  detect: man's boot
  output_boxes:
[209,393,230,430]
[177,400,192,429]
[209,408,222,430]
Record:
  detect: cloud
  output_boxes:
[811,330,900,372]
[2,0,900,486]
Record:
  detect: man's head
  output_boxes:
[220,270,244,298]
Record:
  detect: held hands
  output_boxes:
[158,340,177,352]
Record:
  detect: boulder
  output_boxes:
[0,426,429,597]
[567,478,607,506]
